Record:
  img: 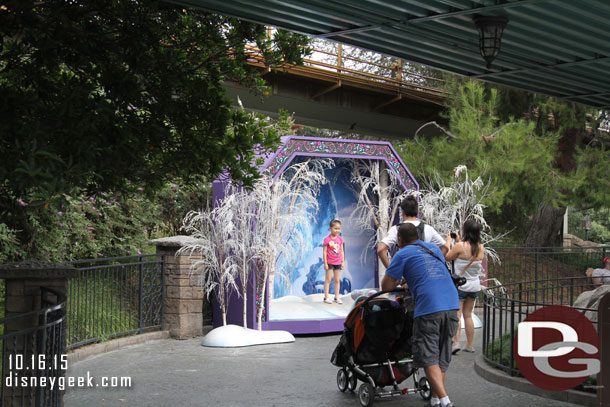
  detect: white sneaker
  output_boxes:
[333,298,343,304]
[452,343,461,355]
[323,298,332,304]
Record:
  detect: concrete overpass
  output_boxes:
[225,46,448,140]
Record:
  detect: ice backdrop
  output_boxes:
[272,159,376,301]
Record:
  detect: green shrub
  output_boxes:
[66,276,137,346]
[568,207,610,244]
[3,180,211,264]
[488,331,519,375]
[0,224,19,264]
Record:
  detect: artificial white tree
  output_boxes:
[347,159,408,279]
[178,197,238,326]
[252,158,332,329]
[223,187,258,328]
[417,165,506,263]
[179,158,332,331]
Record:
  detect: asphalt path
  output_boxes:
[64,324,580,407]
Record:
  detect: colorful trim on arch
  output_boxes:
[262,138,416,190]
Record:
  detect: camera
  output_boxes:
[450,232,457,239]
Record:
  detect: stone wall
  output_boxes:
[0,262,79,407]
[149,236,206,339]
[563,233,601,248]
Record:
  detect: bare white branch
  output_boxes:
[418,166,511,264]
[415,121,457,139]
[177,189,240,326]
[347,159,409,264]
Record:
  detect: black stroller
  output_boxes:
[331,288,431,407]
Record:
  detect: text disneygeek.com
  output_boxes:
[4,354,132,391]
[5,372,132,391]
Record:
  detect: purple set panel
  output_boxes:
[263,318,346,335]
[213,136,417,334]
[262,136,418,191]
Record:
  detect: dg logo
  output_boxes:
[514,305,600,391]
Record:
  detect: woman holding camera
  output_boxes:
[443,219,485,354]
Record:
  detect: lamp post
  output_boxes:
[583,214,592,241]
[473,14,509,69]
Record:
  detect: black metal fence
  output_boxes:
[481,275,598,377]
[487,245,609,288]
[0,287,67,407]
[66,255,165,350]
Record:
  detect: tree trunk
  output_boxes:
[243,288,248,329]
[524,200,566,247]
[257,264,270,330]
[524,127,582,247]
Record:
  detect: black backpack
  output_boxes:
[388,221,426,257]
[415,221,425,241]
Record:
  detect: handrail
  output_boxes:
[481,274,601,382]
[0,287,67,407]
[243,44,446,98]
[306,47,445,85]
[66,254,165,350]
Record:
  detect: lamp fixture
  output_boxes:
[583,214,592,241]
[473,14,509,69]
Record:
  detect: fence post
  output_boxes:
[149,237,204,338]
[138,257,144,334]
[160,255,166,331]
[598,291,610,407]
[482,295,487,356]
[509,299,515,376]
[36,303,49,407]
[337,43,342,73]
[0,262,78,407]
[534,252,539,306]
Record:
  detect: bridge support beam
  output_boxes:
[225,81,443,140]
[311,81,341,99]
[374,94,402,111]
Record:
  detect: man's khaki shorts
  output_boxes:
[412,310,459,371]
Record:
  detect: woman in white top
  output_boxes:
[443,219,485,354]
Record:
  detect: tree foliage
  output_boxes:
[0,0,310,201]
[0,0,311,260]
[309,38,443,87]
[1,180,207,264]
[399,81,558,234]
[398,79,610,244]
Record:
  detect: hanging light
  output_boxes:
[473,14,509,69]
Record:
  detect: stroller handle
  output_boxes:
[358,287,407,307]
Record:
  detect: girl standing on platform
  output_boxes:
[323,219,344,304]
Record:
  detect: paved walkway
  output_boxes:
[64,326,581,407]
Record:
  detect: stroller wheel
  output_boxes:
[348,372,357,392]
[358,383,375,407]
[337,369,349,392]
[418,376,431,400]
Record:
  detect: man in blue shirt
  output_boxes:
[381,223,459,407]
